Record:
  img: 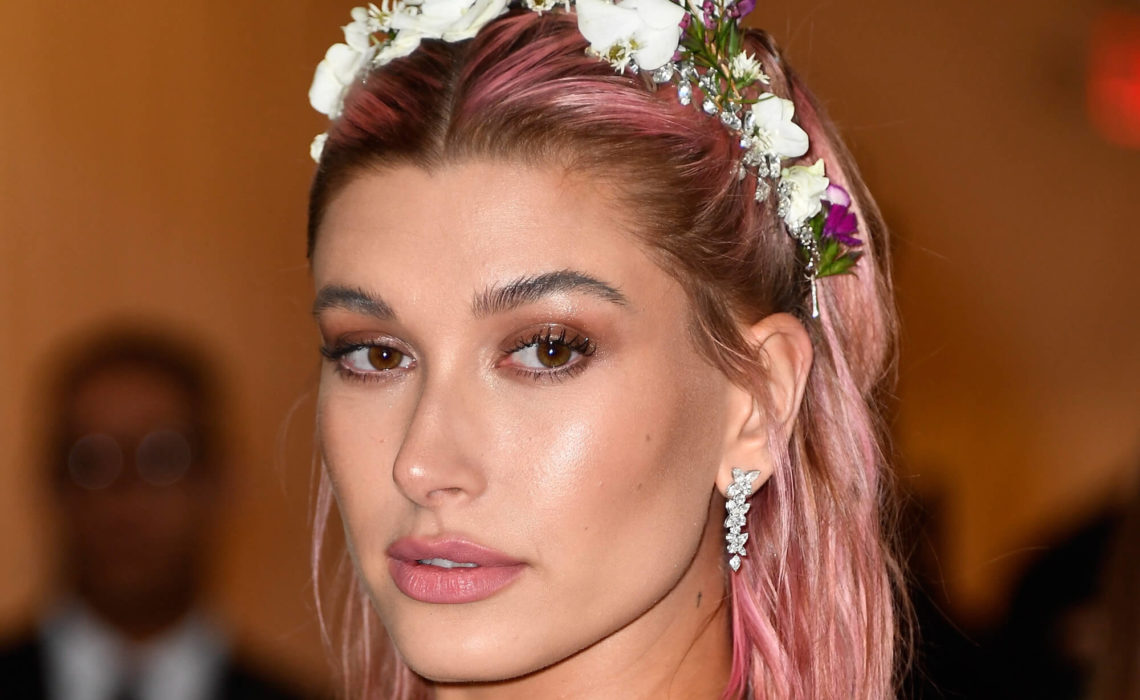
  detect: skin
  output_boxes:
[312,161,812,698]
[56,367,220,641]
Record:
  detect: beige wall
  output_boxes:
[0,2,346,686]
[1,0,1137,682]
[749,0,1140,620]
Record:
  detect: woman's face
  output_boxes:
[312,161,740,685]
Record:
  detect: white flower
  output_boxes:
[311,0,511,119]
[780,159,829,228]
[310,133,328,163]
[729,52,768,85]
[443,0,511,39]
[363,1,409,31]
[309,42,371,117]
[344,5,383,51]
[576,0,686,72]
[374,29,424,64]
[391,0,510,40]
[747,94,808,159]
[524,0,563,13]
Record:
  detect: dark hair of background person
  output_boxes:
[42,325,225,484]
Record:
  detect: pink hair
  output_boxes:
[309,10,904,698]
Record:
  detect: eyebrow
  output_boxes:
[312,285,397,320]
[313,270,628,321]
[472,269,628,318]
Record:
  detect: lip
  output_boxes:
[387,537,526,604]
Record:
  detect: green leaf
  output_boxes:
[690,12,707,42]
[727,24,741,58]
[720,19,734,51]
[818,251,862,278]
[808,211,825,238]
[819,238,840,269]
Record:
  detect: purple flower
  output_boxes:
[735,0,756,18]
[821,184,862,247]
[702,0,716,27]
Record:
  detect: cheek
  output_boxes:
[317,383,408,555]
[520,360,728,605]
[493,363,720,512]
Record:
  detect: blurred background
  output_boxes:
[1,0,1137,697]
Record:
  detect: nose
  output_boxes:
[392,372,488,509]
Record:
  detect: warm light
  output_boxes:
[1088,9,1140,148]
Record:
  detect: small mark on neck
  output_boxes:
[696,591,703,608]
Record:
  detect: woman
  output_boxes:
[306,1,902,697]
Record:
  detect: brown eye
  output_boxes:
[368,346,405,370]
[536,340,572,368]
[507,328,595,375]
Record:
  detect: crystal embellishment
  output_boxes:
[676,82,692,106]
[724,468,762,572]
[652,63,675,84]
[719,110,742,131]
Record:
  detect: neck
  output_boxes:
[434,499,734,700]
[77,585,198,644]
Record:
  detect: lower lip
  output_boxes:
[388,559,525,604]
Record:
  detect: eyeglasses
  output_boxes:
[66,430,197,490]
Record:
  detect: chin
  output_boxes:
[397,635,555,684]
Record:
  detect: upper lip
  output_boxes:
[387,537,524,567]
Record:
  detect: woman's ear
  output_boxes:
[715,312,814,496]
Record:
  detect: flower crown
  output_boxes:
[308,0,863,317]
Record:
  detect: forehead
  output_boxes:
[311,161,661,301]
[69,367,193,438]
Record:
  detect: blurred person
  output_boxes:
[0,327,309,700]
[985,476,1140,699]
[898,489,988,699]
[305,1,904,698]
[1089,481,1140,700]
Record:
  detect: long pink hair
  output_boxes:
[309,10,904,698]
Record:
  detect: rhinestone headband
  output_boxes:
[308,0,863,317]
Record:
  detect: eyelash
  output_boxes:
[504,327,597,383]
[320,327,597,385]
[320,341,413,384]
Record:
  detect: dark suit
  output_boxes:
[0,631,313,700]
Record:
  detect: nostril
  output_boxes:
[426,486,467,503]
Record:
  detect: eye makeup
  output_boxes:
[319,322,599,385]
[320,336,417,384]
[499,325,597,383]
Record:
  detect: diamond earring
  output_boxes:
[724,468,762,572]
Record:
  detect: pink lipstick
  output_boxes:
[387,538,525,604]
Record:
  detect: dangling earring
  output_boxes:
[724,468,762,572]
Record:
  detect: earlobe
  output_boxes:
[714,312,814,497]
